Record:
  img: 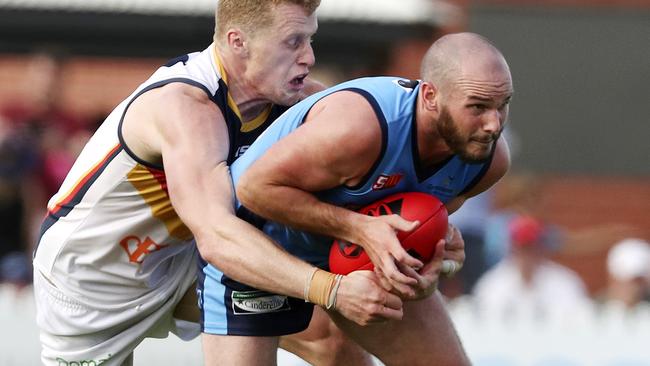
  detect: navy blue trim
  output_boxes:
[337,87,388,191]
[197,255,208,331]
[117,78,215,171]
[458,142,497,196]
[34,146,124,256]
[163,54,189,67]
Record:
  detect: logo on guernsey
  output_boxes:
[56,354,112,365]
[372,173,403,190]
[231,290,291,315]
[338,197,404,258]
[393,78,418,90]
[119,235,168,264]
[235,145,250,158]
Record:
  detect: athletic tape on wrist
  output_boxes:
[304,267,319,302]
[307,269,337,307]
[326,274,343,310]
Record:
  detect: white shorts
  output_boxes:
[33,264,199,366]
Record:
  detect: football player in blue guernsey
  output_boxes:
[207,32,514,365]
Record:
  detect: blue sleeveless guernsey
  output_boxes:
[229,76,494,269]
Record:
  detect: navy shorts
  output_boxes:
[198,257,314,336]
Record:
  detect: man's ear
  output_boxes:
[226,28,248,57]
[420,82,439,113]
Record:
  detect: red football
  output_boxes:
[329,192,448,275]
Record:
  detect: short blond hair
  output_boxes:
[214,0,320,43]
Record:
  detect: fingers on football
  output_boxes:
[373,267,393,292]
[389,214,420,232]
[382,254,418,289]
[389,241,424,271]
[421,240,446,275]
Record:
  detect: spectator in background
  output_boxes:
[445,190,494,296]
[0,49,93,284]
[0,50,95,290]
[0,116,38,289]
[1,49,93,197]
[482,174,547,269]
[482,173,629,271]
[600,238,650,311]
[473,215,591,322]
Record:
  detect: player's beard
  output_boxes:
[437,105,500,163]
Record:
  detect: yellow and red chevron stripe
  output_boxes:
[39,144,123,241]
[48,144,122,216]
[127,164,192,240]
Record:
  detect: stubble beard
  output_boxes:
[436,106,499,163]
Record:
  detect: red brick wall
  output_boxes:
[0,55,163,120]
[540,176,650,294]
[492,175,650,295]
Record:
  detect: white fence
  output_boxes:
[2,285,649,365]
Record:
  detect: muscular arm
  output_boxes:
[237,91,423,289]
[122,83,401,324]
[129,83,313,299]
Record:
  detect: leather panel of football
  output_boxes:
[329,192,448,274]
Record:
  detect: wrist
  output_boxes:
[304,268,343,309]
[337,210,370,245]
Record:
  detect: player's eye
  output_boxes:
[469,104,487,112]
[286,37,301,49]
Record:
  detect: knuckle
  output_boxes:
[371,303,384,314]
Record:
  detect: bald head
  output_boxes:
[420,32,512,96]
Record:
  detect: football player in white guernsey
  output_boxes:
[234,32,514,366]
[33,1,408,365]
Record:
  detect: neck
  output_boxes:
[216,46,272,122]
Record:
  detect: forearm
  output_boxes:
[239,182,363,246]
[195,214,313,300]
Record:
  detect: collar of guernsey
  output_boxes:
[211,44,272,133]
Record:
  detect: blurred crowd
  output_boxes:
[1,51,648,323]
[446,175,650,322]
[0,50,95,289]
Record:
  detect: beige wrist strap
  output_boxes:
[303,267,319,302]
[305,268,338,307]
[326,275,343,309]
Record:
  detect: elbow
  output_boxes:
[194,221,237,272]
[235,171,258,211]
[194,230,219,266]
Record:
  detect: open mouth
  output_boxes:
[289,73,308,89]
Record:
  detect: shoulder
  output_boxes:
[308,90,381,138]
[325,90,383,149]
[155,82,214,108]
[145,83,221,128]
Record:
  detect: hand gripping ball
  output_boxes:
[329,192,448,275]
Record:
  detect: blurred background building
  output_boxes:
[0,0,648,365]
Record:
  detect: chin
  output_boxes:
[457,145,493,163]
[275,92,301,106]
